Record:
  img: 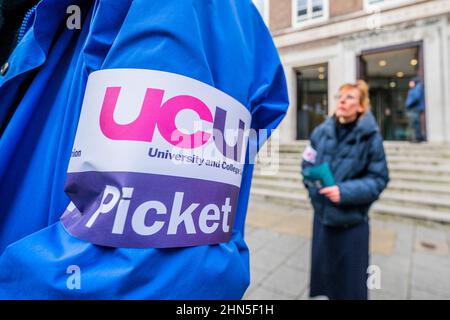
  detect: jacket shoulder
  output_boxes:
[309,120,329,145]
[367,131,387,159]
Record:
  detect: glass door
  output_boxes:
[296,64,328,140]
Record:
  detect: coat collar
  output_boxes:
[323,111,379,141]
[0,0,87,87]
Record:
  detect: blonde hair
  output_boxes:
[339,80,370,113]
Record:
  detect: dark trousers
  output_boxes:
[408,110,425,142]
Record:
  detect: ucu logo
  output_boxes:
[99,87,246,161]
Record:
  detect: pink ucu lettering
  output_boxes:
[99,86,246,161]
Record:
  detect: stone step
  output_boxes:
[371,203,450,223]
[274,153,450,163]
[260,144,450,157]
[253,181,450,214]
[258,156,450,166]
[250,188,450,223]
[387,181,450,195]
[385,164,450,175]
[250,184,450,214]
[250,187,310,206]
[379,192,450,212]
[255,165,450,178]
[282,142,447,148]
[253,142,450,223]
[252,178,450,196]
[257,163,450,177]
[278,145,450,157]
[280,141,450,150]
[278,150,450,159]
[389,172,450,185]
[385,156,450,165]
[252,170,450,185]
[251,184,450,212]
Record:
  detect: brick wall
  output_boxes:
[269,0,292,31]
[268,0,366,32]
[330,0,363,17]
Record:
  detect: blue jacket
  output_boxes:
[405,82,425,112]
[302,112,389,227]
[0,0,288,299]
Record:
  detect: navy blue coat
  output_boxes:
[302,111,390,227]
[302,112,389,299]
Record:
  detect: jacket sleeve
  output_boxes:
[0,0,287,299]
[301,129,318,168]
[337,133,390,206]
[405,86,419,109]
[301,128,319,191]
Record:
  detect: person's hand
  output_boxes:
[319,186,340,203]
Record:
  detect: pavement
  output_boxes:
[242,197,450,300]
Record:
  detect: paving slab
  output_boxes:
[244,201,450,300]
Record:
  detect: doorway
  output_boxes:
[296,63,328,140]
[358,43,425,141]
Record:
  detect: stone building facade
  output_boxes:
[255,0,450,143]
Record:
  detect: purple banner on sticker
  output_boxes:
[61,172,239,248]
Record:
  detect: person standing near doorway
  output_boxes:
[301,80,389,300]
[405,77,426,142]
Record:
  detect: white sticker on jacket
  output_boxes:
[302,145,317,164]
[61,69,252,248]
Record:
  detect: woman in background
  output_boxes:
[302,80,389,300]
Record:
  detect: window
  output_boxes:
[312,0,324,17]
[364,0,416,11]
[294,0,329,26]
[297,0,308,21]
[367,0,385,5]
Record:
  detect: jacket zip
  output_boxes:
[17,4,38,45]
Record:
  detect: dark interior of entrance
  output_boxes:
[296,64,328,140]
[359,45,424,141]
